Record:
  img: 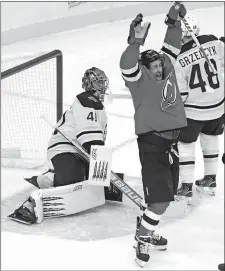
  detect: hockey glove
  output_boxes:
[104,173,123,202]
[165,2,187,27]
[222,153,225,164]
[220,36,225,43]
[127,13,151,46]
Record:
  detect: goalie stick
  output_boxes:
[41,116,143,208]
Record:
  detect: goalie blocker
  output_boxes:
[88,145,123,202]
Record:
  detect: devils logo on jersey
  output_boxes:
[161,72,177,110]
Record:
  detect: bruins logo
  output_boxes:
[161,73,177,110]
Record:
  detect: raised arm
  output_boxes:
[161,2,187,65]
[120,14,150,84]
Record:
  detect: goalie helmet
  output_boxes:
[82,67,109,102]
[181,14,200,37]
[139,49,164,69]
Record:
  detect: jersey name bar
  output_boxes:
[179,45,217,67]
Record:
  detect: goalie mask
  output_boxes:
[181,14,200,38]
[82,67,110,102]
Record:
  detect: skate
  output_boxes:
[8,204,36,225]
[149,232,167,251]
[135,236,151,268]
[133,216,167,251]
[195,175,216,195]
[175,183,193,205]
[218,263,224,271]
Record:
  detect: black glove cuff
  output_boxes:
[165,14,177,25]
[222,153,225,164]
[165,14,181,28]
[128,36,144,45]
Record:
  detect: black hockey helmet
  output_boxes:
[82,67,109,95]
[139,49,164,69]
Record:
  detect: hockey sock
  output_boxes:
[139,202,169,236]
[200,133,219,176]
[140,200,147,217]
[178,141,196,184]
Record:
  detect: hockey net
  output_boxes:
[1,50,63,168]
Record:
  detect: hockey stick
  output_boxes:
[41,116,143,208]
[181,17,217,74]
[112,94,132,99]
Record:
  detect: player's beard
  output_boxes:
[154,71,162,81]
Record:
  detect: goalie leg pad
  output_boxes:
[178,141,196,183]
[31,181,105,222]
[30,190,43,223]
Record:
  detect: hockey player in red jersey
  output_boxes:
[120,2,187,267]
[9,67,122,224]
[175,15,225,203]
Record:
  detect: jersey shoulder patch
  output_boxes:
[180,34,218,54]
[76,92,104,110]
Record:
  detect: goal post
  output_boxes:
[1,49,63,168]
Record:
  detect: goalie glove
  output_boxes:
[165,2,187,27]
[127,13,151,46]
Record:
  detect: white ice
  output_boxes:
[1,5,224,270]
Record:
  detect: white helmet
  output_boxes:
[181,14,200,37]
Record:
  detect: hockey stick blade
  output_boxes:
[41,116,143,208]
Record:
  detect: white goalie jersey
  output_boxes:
[47,91,107,161]
[175,34,224,121]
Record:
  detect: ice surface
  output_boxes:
[1,5,224,270]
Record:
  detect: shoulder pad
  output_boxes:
[180,35,218,54]
[76,92,104,110]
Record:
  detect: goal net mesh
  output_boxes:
[1,51,63,168]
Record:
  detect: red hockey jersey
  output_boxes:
[120,25,187,135]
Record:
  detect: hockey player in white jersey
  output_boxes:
[175,15,225,202]
[9,67,115,224]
